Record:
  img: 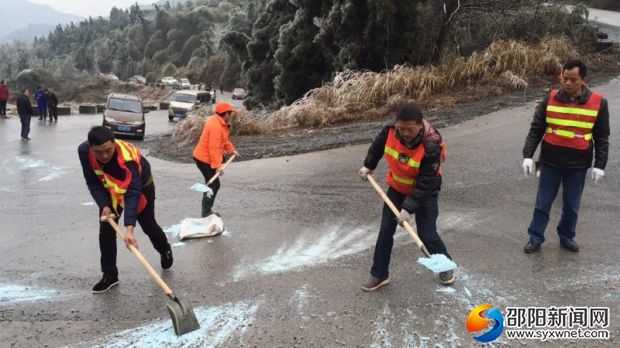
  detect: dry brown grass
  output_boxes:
[173,36,581,143]
[267,36,576,129]
[172,105,266,145]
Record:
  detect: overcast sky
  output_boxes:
[30,0,154,18]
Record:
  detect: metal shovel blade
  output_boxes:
[166,297,200,336]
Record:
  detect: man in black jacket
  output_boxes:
[79,126,173,293]
[522,60,610,253]
[16,89,33,140]
[359,102,454,291]
[47,90,58,122]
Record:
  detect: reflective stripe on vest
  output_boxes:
[546,127,593,140]
[546,117,595,130]
[543,89,601,150]
[391,173,415,186]
[546,105,598,117]
[384,146,421,169]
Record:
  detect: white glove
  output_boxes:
[398,209,411,226]
[592,168,605,184]
[359,167,373,181]
[523,158,534,178]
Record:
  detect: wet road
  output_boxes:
[1,74,618,347]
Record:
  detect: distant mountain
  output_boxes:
[0,0,82,44]
[1,24,56,44]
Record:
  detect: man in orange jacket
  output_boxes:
[193,102,239,217]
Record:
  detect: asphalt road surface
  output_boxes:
[0,72,618,347]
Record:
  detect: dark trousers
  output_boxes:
[48,105,58,121]
[195,158,221,217]
[0,101,6,116]
[527,163,587,244]
[371,187,451,279]
[99,185,169,276]
[38,106,47,120]
[19,114,31,139]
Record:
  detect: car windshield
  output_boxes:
[107,98,142,113]
[181,79,189,83]
[171,93,196,103]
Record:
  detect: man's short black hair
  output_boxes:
[88,126,115,146]
[563,59,588,78]
[396,102,424,123]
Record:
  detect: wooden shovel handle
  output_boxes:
[367,174,431,257]
[101,215,174,296]
[207,154,237,185]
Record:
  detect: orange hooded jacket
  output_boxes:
[192,114,235,169]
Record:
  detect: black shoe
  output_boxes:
[161,244,173,270]
[439,270,456,285]
[560,238,579,252]
[524,241,542,254]
[92,274,119,293]
[361,276,390,292]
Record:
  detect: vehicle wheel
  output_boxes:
[137,135,144,141]
[169,116,174,121]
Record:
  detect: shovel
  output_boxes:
[100,215,200,336]
[192,154,238,197]
[366,174,457,273]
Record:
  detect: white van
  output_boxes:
[168,90,213,121]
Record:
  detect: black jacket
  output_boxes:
[16,94,33,116]
[47,93,58,107]
[78,141,153,226]
[522,87,610,169]
[364,118,443,213]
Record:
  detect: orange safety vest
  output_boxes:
[384,128,427,195]
[543,89,602,150]
[88,140,147,214]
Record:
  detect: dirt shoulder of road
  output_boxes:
[143,51,620,164]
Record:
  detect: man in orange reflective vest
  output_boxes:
[79,126,173,293]
[359,102,454,291]
[522,60,610,253]
[193,102,239,217]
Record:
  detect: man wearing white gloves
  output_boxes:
[522,60,610,253]
[359,102,453,291]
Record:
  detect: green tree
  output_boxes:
[244,0,295,107]
[162,62,178,76]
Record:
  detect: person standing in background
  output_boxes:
[47,90,59,122]
[0,80,8,118]
[16,89,33,140]
[35,86,48,121]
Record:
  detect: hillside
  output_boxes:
[0,0,82,43]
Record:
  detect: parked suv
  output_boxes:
[102,93,147,140]
[168,90,212,121]
[161,76,178,88]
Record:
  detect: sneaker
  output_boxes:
[439,270,456,285]
[523,241,541,254]
[361,276,390,292]
[161,244,173,270]
[560,238,579,252]
[92,274,119,293]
